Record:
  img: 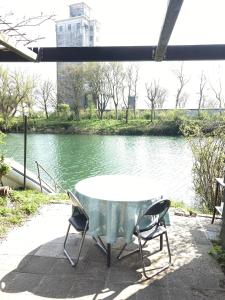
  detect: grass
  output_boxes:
[209,240,225,274]
[0,190,68,239]
[170,199,200,216]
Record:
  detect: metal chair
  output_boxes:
[63,190,89,267]
[117,198,172,279]
[212,178,225,224]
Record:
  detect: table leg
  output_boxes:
[107,243,111,267]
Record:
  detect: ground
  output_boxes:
[0,203,224,300]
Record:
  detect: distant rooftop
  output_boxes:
[69,2,91,19]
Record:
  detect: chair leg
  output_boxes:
[63,223,88,267]
[63,223,75,266]
[75,224,88,265]
[138,233,172,280]
[117,243,128,259]
[137,232,152,279]
[117,242,142,260]
[160,234,163,251]
[165,231,172,265]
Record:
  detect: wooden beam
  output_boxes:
[1,45,225,62]
[154,0,184,61]
[0,33,37,62]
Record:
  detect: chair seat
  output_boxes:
[69,214,88,232]
[135,225,167,240]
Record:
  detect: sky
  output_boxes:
[1,0,225,108]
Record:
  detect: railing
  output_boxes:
[35,161,65,193]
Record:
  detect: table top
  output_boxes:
[75,175,163,202]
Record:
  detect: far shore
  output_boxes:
[3,117,225,137]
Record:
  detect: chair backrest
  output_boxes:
[137,199,170,231]
[67,190,89,219]
[146,199,170,218]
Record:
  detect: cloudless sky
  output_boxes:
[1,0,225,108]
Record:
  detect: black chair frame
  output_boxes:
[63,190,89,267]
[117,198,172,279]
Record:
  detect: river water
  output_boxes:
[1,133,195,205]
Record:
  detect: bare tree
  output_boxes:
[126,63,139,117]
[36,79,56,119]
[173,63,189,109]
[105,62,123,120]
[60,65,85,120]
[0,12,55,45]
[211,78,224,115]
[197,72,207,117]
[86,62,111,119]
[145,80,167,122]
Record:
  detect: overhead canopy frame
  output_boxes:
[154,0,184,61]
[0,1,225,63]
[1,45,225,62]
[0,32,37,62]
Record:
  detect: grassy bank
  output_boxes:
[0,189,202,240]
[0,190,68,239]
[4,112,225,136]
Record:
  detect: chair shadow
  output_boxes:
[0,235,143,299]
[1,220,225,299]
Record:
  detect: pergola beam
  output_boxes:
[0,32,37,62]
[154,0,184,61]
[1,45,225,62]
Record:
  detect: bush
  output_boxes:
[57,103,70,118]
[0,155,11,185]
[181,122,225,212]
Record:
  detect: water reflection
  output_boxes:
[1,134,194,205]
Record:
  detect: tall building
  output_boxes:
[55,2,99,107]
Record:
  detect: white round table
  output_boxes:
[75,175,167,241]
[75,175,168,266]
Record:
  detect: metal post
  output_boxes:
[23,115,27,190]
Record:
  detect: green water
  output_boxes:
[0,133,194,204]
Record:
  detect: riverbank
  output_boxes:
[0,190,68,239]
[4,117,225,136]
[0,189,202,240]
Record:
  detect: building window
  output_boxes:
[59,26,63,32]
[68,24,71,31]
[89,36,93,42]
[90,26,93,32]
[77,23,81,30]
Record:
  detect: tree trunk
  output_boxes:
[125,108,129,123]
[151,102,154,123]
[115,105,118,120]
[44,104,49,119]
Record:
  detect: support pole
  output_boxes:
[23,115,27,190]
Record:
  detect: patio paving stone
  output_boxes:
[0,203,225,299]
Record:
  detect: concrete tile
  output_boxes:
[1,272,43,294]
[16,256,57,275]
[108,266,142,283]
[191,287,225,300]
[34,274,76,298]
[102,282,138,300]
[67,279,105,298]
[49,257,86,275]
[0,204,225,300]
[137,284,169,300]
[34,244,64,257]
[168,285,194,300]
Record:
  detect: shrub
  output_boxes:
[0,155,11,186]
[57,103,70,118]
[181,122,225,212]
